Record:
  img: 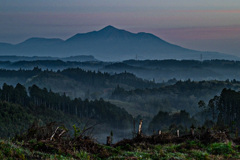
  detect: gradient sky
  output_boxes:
[1,0,240,56]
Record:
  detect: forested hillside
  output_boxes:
[200,88,240,130]
[1,66,240,158]
[3,88,240,159]
[0,67,240,120]
[1,59,240,82]
[111,79,240,116]
[1,65,240,143]
[0,83,133,140]
[0,67,160,99]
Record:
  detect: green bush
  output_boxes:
[75,151,90,160]
[190,150,210,160]
[207,142,235,155]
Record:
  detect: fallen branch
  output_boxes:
[58,130,67,138]
[50,127,59,141]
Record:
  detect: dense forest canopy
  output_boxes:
[148,110,197,132]
[0,67,159,89]
[0,83,133,138]
[1,59,240,81]
[205,88,240,129]
[0,67,161,100]
[111,79,240,115]
[1,60,240,142]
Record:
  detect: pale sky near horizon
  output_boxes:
[1,0,240,56]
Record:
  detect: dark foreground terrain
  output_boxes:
[1,122,240,160]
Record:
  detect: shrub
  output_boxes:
[207,142,235,155]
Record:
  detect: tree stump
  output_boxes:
[191,128,195,136]
[236,128,238,139]
[177,130,179,137]
[158,130,162,135]
[138,119,143,135]
[106,136,112,146]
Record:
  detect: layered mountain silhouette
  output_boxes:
[0,25,238,61]
[0,55,97,62]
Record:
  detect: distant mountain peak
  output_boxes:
[0,25,239,61]
[98,25,127,34]
[100,25,119,31]
[67,25,123,41]
[96,25,134,39]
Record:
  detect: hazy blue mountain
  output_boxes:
[61,55,97,62]
[0,25,239,61]
[0,55,97,62]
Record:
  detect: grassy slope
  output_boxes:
[1,139,240,160]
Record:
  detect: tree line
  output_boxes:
[201,88,240,130]
[0,83,133,129]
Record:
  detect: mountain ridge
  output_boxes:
[0,55,98,62]
[0,25,239,61]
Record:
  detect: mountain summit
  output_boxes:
[0,25,238,61]
[99,25,119,32]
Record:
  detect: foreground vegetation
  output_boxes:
[1,120,240,160]
[1,134,240,159]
